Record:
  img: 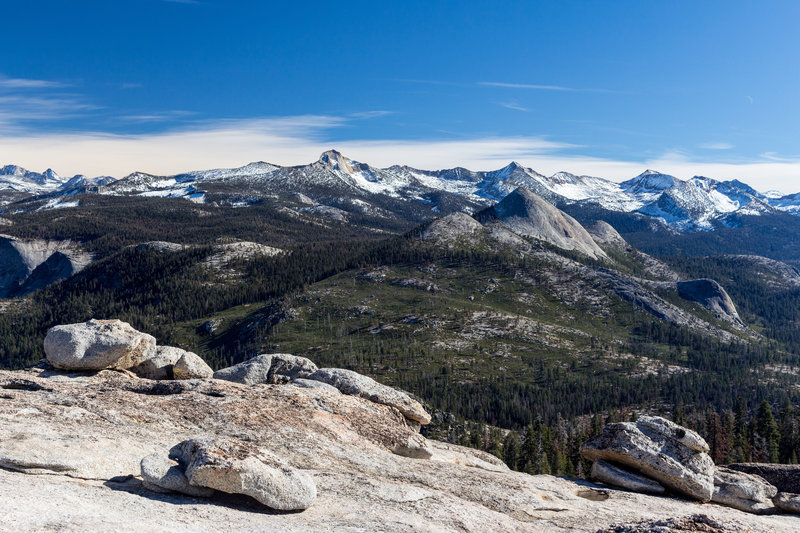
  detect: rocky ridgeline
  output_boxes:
[0,318,798,531]
[581,416,800,516]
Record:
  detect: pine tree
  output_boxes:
[778,399,797,464]
[503,431,520,470]
[756,400,780,463]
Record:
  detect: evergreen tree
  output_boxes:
[756,400,780,463]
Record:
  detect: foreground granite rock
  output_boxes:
[172,350,214,380]
[213,354,317,385]
[590,459,665,495]
[308,367,431,425]
[129,346,185,380]
[2,368,798,532]
[44,319,156,371]
[580,416,715,501]
[773,492,800,514]
[727,463,800,493]
[711,467,777,514]
[140,452,215,497]
[173,438,316,510]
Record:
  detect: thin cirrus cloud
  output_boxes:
[496,101,529,112]
[700,142,734,150]
[0,76,69,89]
[478,81,620,94]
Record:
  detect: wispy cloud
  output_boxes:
[0,95,99,126]
[700,142,734,150]
[480,81,576,91]
[746,95,754,104]
[349,110,394,120]
[0,76,69,89]
[120,110,196,122]
[121,82,144,89]
[479,81,620,94]
[496,101,529,112]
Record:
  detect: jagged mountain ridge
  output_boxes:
[3,151,800,231]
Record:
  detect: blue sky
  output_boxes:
[2,0,800,191]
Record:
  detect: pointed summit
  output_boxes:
[318,150,354,173]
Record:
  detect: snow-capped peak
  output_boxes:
[621,170,679,193]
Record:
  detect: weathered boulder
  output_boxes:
[129,346,184,380]
[213,354,273,385]
[140,452,214,497]
[590,459,665,495]
[580,416,715,501]
[290,378,340,393]
[44,319,156,371]
[773,492,800,514]
[267,354,318,384]
[726,463,800,493]
[388,433,433,460]
[308,368,431,425]
[171,438,316,511]
[711,467,777,514]
[173,351,213,380]
[213,354,316,385]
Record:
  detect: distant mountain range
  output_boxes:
[2,151,799,232]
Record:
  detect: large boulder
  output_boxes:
[580,416,715,501]
[173,351,214,380]
[44,319,156,371]
[308,368,431,425]
[214,354,273,385]
[726,463,800,493]
[140,452,214,497]
[171,438,316,511]
[213,354,317,385]
[711,466,777,514]
[590,459,665,495]
[267,354,318,384]
[129,346,184,380]
[773,492,800,514]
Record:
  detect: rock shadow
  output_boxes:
[103,475,303,515]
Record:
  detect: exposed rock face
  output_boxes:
[421,212,484,245]
[580,416,715,501]
[676,279,741,324]
[0,234,92,297]
[308,367,431,425]
[2,368,798,532]
[213,354,317,385]
[773,492,800,514]
[135,241,185,253]
[44,319,156,371]
[173,351,213,380]
[711,467,777,514]
[587,221,628,249]
[140,453,215,497]
[173,438,317,511]
[726,463,800,493]
[477,187,608,260]
[590,459,665,495]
